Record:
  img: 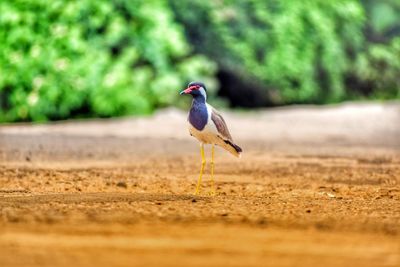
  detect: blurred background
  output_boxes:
[1,2,400,266]
[0,0,399,123]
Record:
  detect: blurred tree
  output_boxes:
[170,0,399,106]
[347,0,400,99]
[352,38,400,99]
[0,0,215,122]
[363,0,400,42]
[0,0,399,122]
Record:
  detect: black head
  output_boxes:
[179,81,207,99]
[188,81,207,91]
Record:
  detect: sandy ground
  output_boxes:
[0,102,400,267]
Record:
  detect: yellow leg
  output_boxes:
[195,143,206,195]
[210,144,216,196]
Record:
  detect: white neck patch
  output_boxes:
[199,87,207,101]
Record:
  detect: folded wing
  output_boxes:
[211,108,242,157]
[211,108,232,141]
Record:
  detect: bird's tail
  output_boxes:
[221,139,242,158]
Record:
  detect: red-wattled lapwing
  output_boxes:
[180,81,242,195]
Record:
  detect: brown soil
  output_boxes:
[0,104,399,267]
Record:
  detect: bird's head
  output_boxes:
[180,81,207,99]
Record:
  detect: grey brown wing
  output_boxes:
[211,108,233,141]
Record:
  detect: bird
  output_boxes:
[180,81,242,195]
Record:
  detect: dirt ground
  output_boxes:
[0,103,399,267]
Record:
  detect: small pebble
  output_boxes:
[116,181,127,188]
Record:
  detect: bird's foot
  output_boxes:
[194,188,201,196]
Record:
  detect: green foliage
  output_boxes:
[171,0,366,104]
[0,0,399,122]
[364,0,400,37]
[354,37,400,98]
[0,0,215,122]
[349,0,400,99]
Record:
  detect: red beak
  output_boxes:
[180,86,196,95]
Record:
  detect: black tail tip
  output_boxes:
[233,143,242,153]
[224,139,242,153]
